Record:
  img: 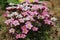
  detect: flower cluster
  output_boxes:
[4,1,57,39]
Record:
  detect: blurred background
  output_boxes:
[0,0,60,40]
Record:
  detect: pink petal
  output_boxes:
[22,29,29,34]
[32,27,38,31]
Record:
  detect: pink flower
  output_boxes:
[30,17,35,21]
[22,29,29,34]
[34,11,38,15]
[38,5,48,11]
[20,34,26,38]
[22,12,28,16]
[25,21,33,29]
[27,16,35,21]
[6,7,12,10]
[32,5,40,10]
[16,34,21,39]
[27,10,34,16]
[39,5,45,9]
[9,28,15,34]
[3,11,10,17]
[37,15,45,19]
[16,34,26,39]
[21,25,27,30]
[25,21,31,24]
[12,20,20,26]
[37,11,50,19]
[26,23,33,29]
[19,19,24,23]
[5,18,14,25]
[23,17,30,21]
[17,4,23,10]
[21,25,29,34]
[27,10,38,16]
[3,13,8,17]
[32,27,38,31]
[44,18,52,25]
[42,11,50,17]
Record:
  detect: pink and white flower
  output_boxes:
[25,21,31,24]
[16,34,21,39]
[25,21,33,29]
[23,17,30,21]
[32,27,38,31]
[44,18,52,25]
[3,11,10,17]
[26,23,33,29]
[6,7,12,10]
[22,29,29,34]
[20,34,26,38]
[12,20,20,26]
[26,16,35,21]
[16,14,23,18]
[34,11,38,15]
[19,19,24,23]
[21,25,27,30]
[21,25,29,34]
[10,12,18,17]
[9,28,15,34]
[16,34,26,39]
[32,5,40,10]
[27,10,35,16]
[42,11,50,17]
[22,12,28,16]
[5,18,14,25]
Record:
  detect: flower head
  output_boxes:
[16,34,26,39]
[25,21,33,29]
[21,25,29,34]
[22,29,29,34]
[16,34,21,39]
[12,20,20,26]
[44,18,52,25]
[9,28,15,34]
[32,27,38,31]
[22,12,28,16]
[20,34,26,38]
[26,24,33,29]
[5,18,14,25]
[32,5,40,10]
[19,19,24,23]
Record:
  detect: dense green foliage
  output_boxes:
[0,0,7,10]
[7,0,19,4]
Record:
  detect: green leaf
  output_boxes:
[0,0,7,10]
[7,0,19,4]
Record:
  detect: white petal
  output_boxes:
[51,17,57,21]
